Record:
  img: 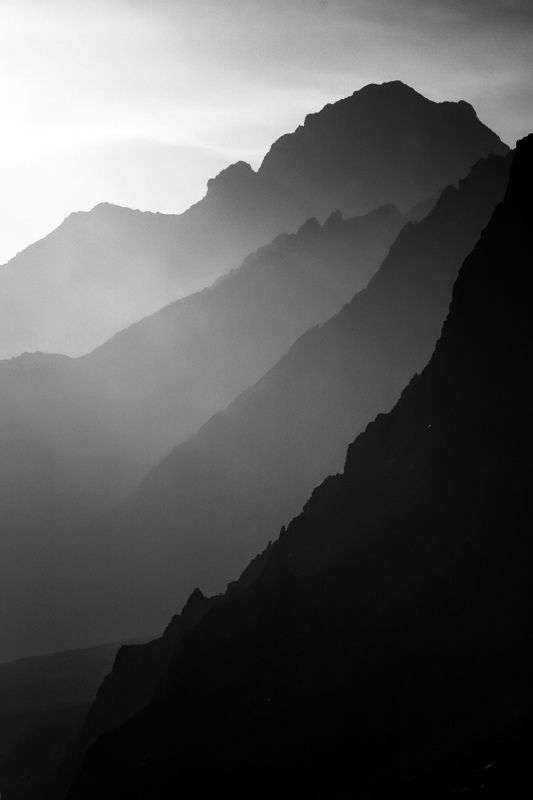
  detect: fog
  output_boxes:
[0,201,403,662]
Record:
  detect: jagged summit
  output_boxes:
[303,80,478,126]
[86,201,167,218]
[180,587,206,617]
[258,81,507,222]
[89,201,130,214]
[206,160,256,193]
[357,79,417,93]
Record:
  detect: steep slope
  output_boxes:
[47,589,219,800]
[48,150,510,797]
[0,643,125,800]
[123,152,510,614]
[66,133,533,799]
[0,204,403,665]
[0,204,401,502]
[0,82,506,358]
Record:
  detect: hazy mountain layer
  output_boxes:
[0,82,506,357]
[44,152,510,795]
[0,166,301,358]
[118,153,510,621]
[0,204,403,665]
[66,133,533,799]
[0,643,123,800]
[0,204,401,502]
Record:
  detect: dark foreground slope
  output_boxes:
[0,81,506,358]
[0,643,122,800]
[68,134,533,799]
[123,152,510,612]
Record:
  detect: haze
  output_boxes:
[0,0,531,264]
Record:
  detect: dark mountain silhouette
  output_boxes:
[0,82,506,358]
[65,132,533,799]
[45,590,219,800]
[0,204,403,665]
[258,81,507,220]
[115,152,510,619]
[0,642,124,800]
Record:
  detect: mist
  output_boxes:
[1,0,531,264]
[0,5,532,797]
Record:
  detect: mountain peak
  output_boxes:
[206,160,256,194]
[182,587,206,617]
[88,202,133,216]
[354,79,421,96]
[258,81,507,219]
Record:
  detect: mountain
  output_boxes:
[258,80,508,219]
[0,82,507,358]
[65,133,533,799]
[0,642,124,800]
[118,151,510,618]
[0,204,403,665]
[0,165,301,359]
[45,590,218,800]
[0,204,402,502]
[44,149,510,797]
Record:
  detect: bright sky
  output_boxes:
[1,0,532,263]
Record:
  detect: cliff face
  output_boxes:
[67,134,532,798]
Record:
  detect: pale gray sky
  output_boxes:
[1,0,531,262]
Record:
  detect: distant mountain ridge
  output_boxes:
[0,203,402,496]
[0,81,507,357]
[0,203,403,664]
[41,152,510,795]
[115,152,510,618]
[66,132,533,800]
[0,174,300,358]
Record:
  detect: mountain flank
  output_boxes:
[66,132,532,799]
[0,203,402,664]
[114,152,511,624]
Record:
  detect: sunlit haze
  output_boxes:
[1,0,531,263]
